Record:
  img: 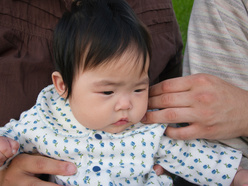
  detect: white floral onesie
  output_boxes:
[0,85,242,185]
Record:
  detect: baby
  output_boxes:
[0,0,247,185]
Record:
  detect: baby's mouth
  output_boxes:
[113,118,129,126]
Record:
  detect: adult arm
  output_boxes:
[0,154,77,186]
[143,73,248,140]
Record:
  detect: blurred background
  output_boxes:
[172,0,194,52]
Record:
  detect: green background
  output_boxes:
[172,0,194,52]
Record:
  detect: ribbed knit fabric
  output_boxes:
[183,0,248,168]
[183,0,248,90]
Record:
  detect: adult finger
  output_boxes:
[148,92,192,109]
[2,173,59,186]
[1,154,77,186]
[165,124,203,140]
[10,154,77,176]
[149,76,192,97]
[166,122,223,140]
[142,108,195,124]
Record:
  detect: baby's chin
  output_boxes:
[102,122,134,134]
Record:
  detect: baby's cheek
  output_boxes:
[136,107,147,122]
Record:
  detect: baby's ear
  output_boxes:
[52,71,67,98]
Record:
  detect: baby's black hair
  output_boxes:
[53,0,151,98]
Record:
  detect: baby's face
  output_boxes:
[69,50,149,133]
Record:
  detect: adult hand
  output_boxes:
[143,73,248,140]
[232,168,248,186]
[0,153,77,186]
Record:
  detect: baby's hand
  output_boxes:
[0,136,19,166]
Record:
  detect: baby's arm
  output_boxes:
[0,136,19,166]
[156,133,242,185]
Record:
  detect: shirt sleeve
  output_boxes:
[0,106,39,170]
[0,119,21,170]
[156,136,242,185]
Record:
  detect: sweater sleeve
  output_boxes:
[156,136,242,185]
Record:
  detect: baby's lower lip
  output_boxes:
[113,120,128,126]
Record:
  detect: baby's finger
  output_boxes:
[153,164,167,176]
[0,152,8,166]
[0,138,19,159]
[8,139,19,155]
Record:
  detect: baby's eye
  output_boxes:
[102,91,114,95]
[134,89,145,93]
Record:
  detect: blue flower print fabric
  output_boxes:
[0,85,242,185]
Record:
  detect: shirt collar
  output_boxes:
[37,85,161,138]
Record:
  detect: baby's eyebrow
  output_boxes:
[92,80,122,87]
[135,77,149,86]
[92,77,149,87]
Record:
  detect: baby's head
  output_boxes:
[52,0,151,133]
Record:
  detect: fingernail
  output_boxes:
[12,149,17,155]
[67,164,77,175]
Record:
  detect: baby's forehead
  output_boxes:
[78,51,149,81]
[98,53,148,74]
[81,45,149,73]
